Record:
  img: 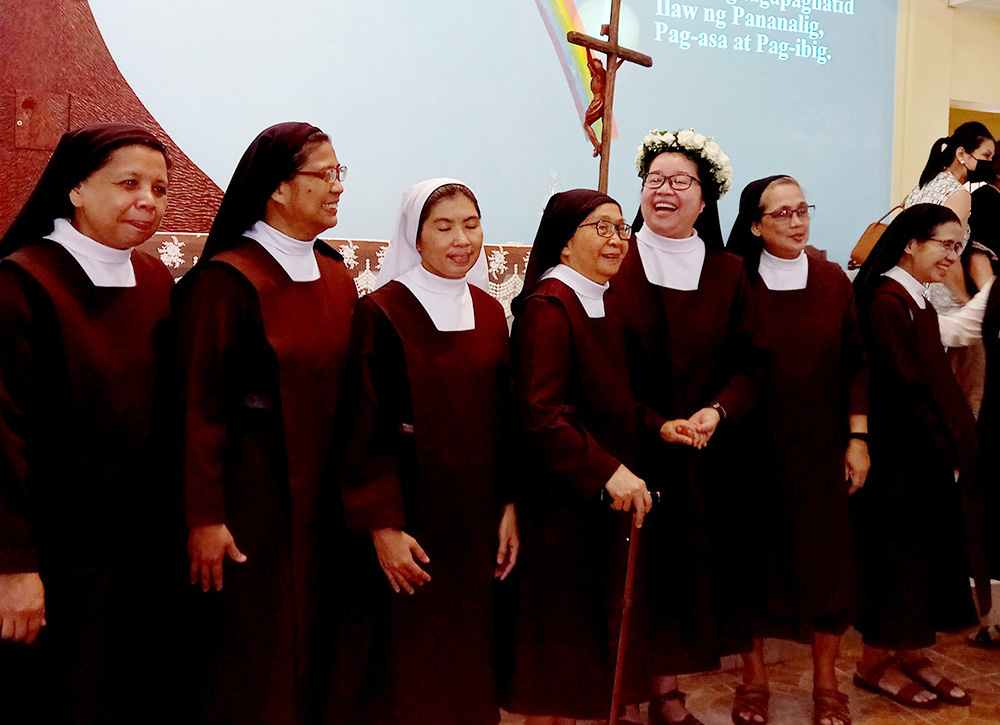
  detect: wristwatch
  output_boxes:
[709,401,727,420]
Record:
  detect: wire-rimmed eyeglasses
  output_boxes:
[922,237,964,255]
[296,165,348,184]
[760,204,814,223]
[578,220,632,240]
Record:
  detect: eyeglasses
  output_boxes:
[922,237,965,254]
[642,173,700,191]
[760,204,814,223]
[578,220,632,240]
[296,165,348,184]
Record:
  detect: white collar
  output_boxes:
[540,263,609,318]
[244,220,320,282]
[397,264,476,332]
[634,226,705,290]
[883,266,927,309]
[44,218,135,287]
[759,248,808,291]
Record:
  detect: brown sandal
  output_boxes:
[897,656,971,706]
[852,657,939,709]
[732,683,769,725]
[813,688,851,725]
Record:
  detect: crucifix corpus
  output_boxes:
[568,0,652,193]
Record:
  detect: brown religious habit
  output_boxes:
[607,243,759,673]
[854,278,990,651]
[340,282,513,725]
[568,0,652,192]
[178,240,357,725]
[0,242,178,724]
[741,252,867,642]
[505,278,659,720]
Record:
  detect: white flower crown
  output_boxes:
[635,128,733,199]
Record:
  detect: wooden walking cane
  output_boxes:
[609,512,641,725]
[604,490,659,725]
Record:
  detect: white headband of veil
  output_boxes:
[375,177,489,290]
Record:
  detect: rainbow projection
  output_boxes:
[535,0,617,140]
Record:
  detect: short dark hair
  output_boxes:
[84,138,171,184]
[287,131,331,180]
[755,176,799,220]
[918,121,994,188]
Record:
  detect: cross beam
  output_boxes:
[568,0,652,193]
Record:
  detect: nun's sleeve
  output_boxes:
[511,296,621,498]
[176,265,259,527]
[0,265,44,572]
[841,271,869,418]
[868,292,955,462]
[340,297,408,532]
[712,266,759,423]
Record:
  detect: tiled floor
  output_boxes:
[501,629,1000,724]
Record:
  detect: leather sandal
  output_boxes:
[732,683,769,724]
[813,688,850,725]
[648,690,707,725]
[852,657,939,709]
[896,656,971,706]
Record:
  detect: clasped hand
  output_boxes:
[660,406,721,450]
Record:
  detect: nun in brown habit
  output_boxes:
[339,178,518,725]
[0,123,178,724]
[503,189,705,724]
[851,203,991,711]
[607,131,757,725]
[175,122,358,724]
[727,175,868,725]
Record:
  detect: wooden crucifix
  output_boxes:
[568,0,652,193]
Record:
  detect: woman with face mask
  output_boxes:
[726,176,868,725]
[0,123,176,724]
[906,122,996,307]
[906,125,998,418]
[340,179,518,725]
[851,204,991,713]
[176,122,358,724]
[970,153,1000,257]
[607,129,756,725]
